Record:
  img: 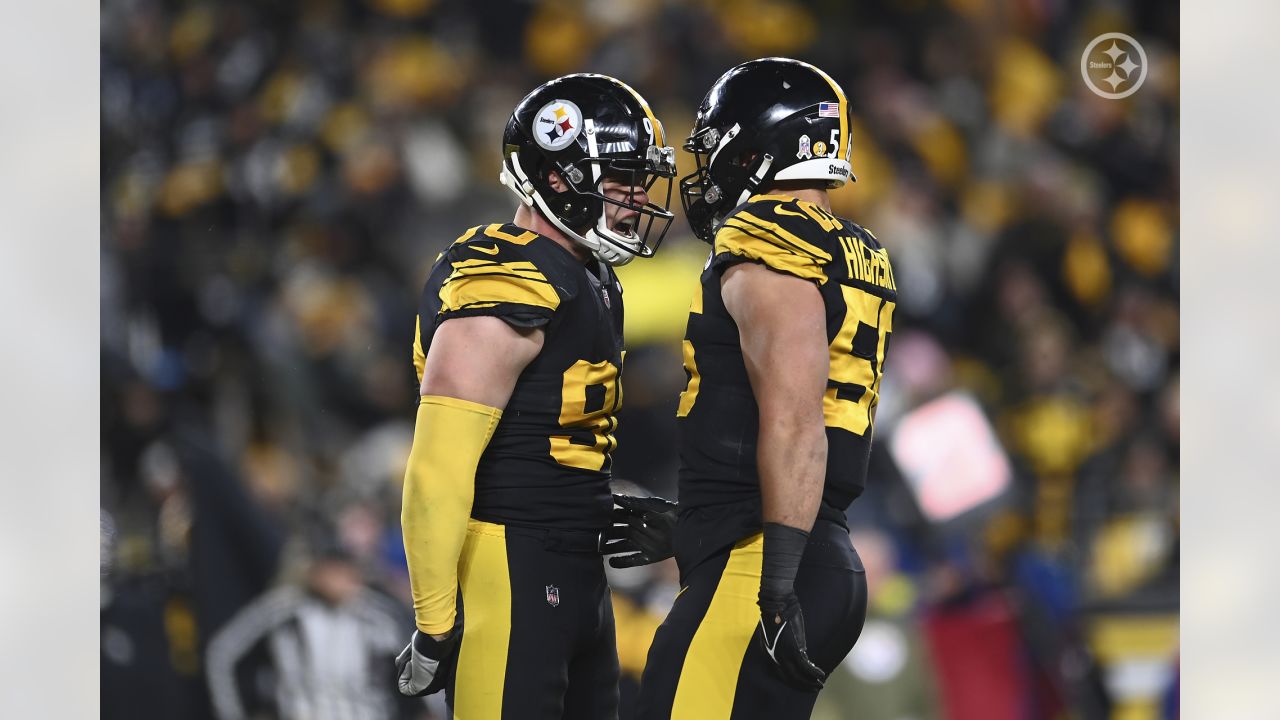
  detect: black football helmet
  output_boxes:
[680,58,856,242]
[499,74,676,265]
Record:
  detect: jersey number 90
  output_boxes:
[551,359,622,471]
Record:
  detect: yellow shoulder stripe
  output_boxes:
[715,220,828,283]
[731,212,831,260]
[438,258,560,313]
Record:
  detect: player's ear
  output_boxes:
[547,170,569,193]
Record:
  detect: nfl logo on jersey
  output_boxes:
[545,585,560,607]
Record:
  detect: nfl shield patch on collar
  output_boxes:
[545,585,560,607]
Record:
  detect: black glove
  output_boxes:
[601,493,677,569]
[395,625,461,697]
[756,523,825,691]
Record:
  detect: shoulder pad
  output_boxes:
[437,224,563,319]
[713,196,835,282]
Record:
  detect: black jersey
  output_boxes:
[413,223,625,531]
[673,195,896,568]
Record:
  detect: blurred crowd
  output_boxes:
[101,0,1179,718]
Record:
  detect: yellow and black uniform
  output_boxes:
[636,195,895,719]
[411,223,625,719]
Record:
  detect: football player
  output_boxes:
[394,74,676,719]
[631,58,897,719]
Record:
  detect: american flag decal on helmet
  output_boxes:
[818,102,840,118]
[545,585,560,607]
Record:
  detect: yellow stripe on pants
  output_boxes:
[670,533,764,719]
[453,520,511,720]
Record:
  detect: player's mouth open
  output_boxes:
[613,215,638,237]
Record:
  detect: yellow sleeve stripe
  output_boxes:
[732,212,832,261]
[716,211,832,282]
[716,221,827,282]
[438,259,560,313]
[483,224,538,245]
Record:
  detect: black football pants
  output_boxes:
[633,519,867,720]
[445,520,619,719]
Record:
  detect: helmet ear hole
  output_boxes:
[555,191,596,230]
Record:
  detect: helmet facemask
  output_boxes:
[680,123,776,243]
[572,140,677,266]
[679,126,724,243]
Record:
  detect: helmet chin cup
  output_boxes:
[585,227,636,266]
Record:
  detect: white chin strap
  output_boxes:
[499,151,537,207]
[702,123,776,214]
[734,153,775,208]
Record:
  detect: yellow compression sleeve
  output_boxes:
[401,395,503,634]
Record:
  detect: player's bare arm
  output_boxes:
[721,261,828,532]
[419,315,544,408]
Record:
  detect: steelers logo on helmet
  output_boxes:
[534,99,584,151]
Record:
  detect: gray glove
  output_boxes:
[395,626,461,697]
